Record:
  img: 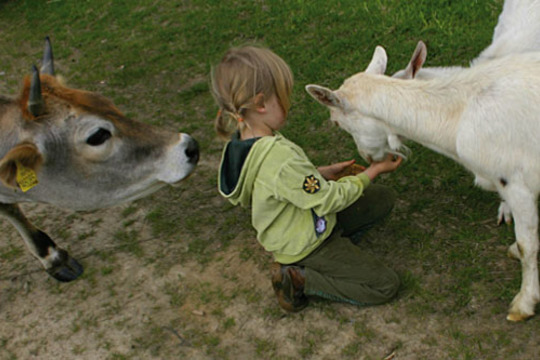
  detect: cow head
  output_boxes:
[0,37,199,210]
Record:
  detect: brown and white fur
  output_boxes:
[0,37,199,282]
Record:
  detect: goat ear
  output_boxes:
[402,41,427,79]
[0,142,43,191]
[365,46,387,75]
[305,85,343,108]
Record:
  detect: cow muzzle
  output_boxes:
[185,136,199,165]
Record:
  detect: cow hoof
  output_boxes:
[46,249,84,282]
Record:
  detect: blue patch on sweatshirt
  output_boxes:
[311,210,327,237]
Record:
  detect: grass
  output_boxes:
[3,0,540,359]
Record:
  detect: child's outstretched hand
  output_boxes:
[363,154,403,180]
[317,160,366,181]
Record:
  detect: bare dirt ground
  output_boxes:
[4,1,540,357]
[1,153,540,360]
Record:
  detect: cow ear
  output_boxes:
[305,85,343,108]
[0,142,43,190]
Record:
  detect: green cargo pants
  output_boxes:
[296,184,400,306]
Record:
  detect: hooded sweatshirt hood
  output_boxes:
[219,132,277,207]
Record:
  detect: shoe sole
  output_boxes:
[271,263,308,312]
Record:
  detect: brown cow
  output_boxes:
[0,37,199,282]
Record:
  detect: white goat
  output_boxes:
[387,0,540,225]
[394,0,540,81]
[476,0,540,63]
[306,48,540,322]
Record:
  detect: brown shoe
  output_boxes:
[271,263,308,312]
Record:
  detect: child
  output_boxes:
[211,45,403,312]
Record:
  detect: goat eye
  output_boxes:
[86,128,112,146]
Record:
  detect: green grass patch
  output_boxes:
[4,0,536,359]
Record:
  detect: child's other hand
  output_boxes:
[364,154,403,181]
[318,159,365,181]
[333,163,367,180]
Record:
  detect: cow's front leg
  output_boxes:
[32,229,84,282]
[501,186,540,322]
[0,203,83,282]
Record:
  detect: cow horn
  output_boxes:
[28,65,44,117]
[41,36,55,75]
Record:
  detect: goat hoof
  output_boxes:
[507,243,521,261]
[46,249,84,282]
[506,311,533,322]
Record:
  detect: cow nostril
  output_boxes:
[185,138,199,164]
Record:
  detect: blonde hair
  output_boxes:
[211,45,294,139]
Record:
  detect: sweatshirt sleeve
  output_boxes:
[273,156,371,216]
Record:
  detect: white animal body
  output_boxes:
[394,0,540,81]
[476,0,540,63]
[306,48,540,322]
[389,0,540,225]
[0,38,199,282]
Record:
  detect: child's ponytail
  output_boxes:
[214,106,247,140]
[211,45,293,140]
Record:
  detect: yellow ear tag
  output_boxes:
[15,161,38,192]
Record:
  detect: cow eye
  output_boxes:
[86,128,112,146]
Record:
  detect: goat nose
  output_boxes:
[185,137,199,164]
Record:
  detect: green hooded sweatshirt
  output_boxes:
[218,132,371,264]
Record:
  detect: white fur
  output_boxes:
[307,49,540,321]
[394,0,540,81]
[475,0,540,63]
[392,0,540,226]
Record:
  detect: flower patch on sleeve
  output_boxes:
[303,175,321,194]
